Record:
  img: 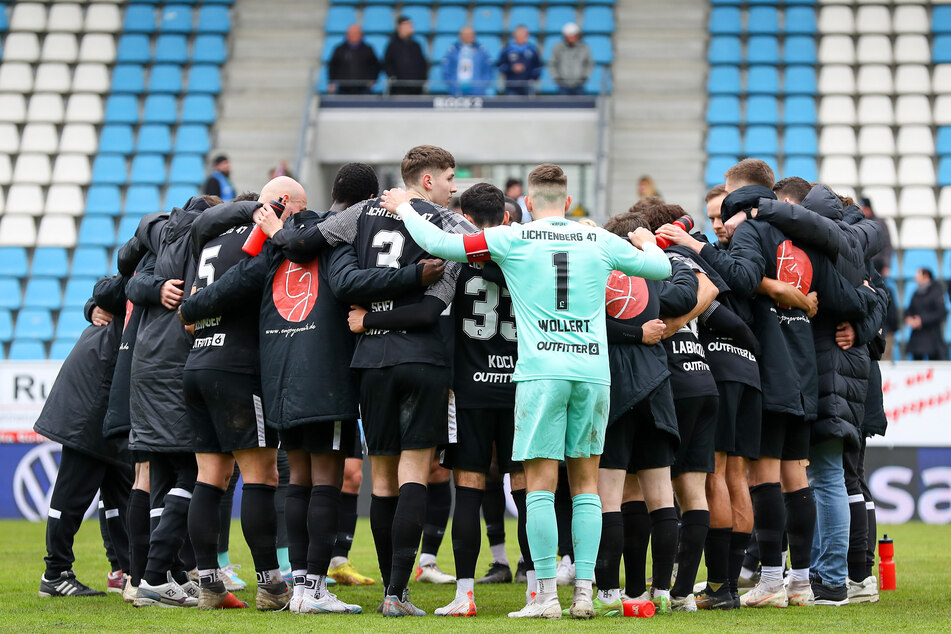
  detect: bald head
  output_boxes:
[459,26,475,44]
[346,24,362,44]
[260,176,307,217]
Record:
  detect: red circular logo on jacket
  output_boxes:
[776,240,813,297]
[605,270,649,319]
[272,259,319,322]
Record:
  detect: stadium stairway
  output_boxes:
[608,0,707,214]
[215,0,325,191]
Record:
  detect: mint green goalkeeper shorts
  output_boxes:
[512,379,610,461]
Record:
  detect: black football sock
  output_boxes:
[144,489,192,587]
[865,502,877,580]
[188,482,225,572]
[127,489,151,586]
[331,492,360,560]
[704,526,732,591]
[388,482,427,597]
[784,487,815,574]
[621,501,651,597]
[555,472,574,560]
[370,495,398,590]
[482,480,507,553]
[99,504,120,572]
[595,511,623,592]
[729,531,751,593]
[275,450,290,552]
[307,486,341,576]
[216,465,239,555]
[649,506,679,591]
[672,510,710,597]
[511,489,534,570]
[240,483,279,573]
[742,528,760,573]
[285,485,309,572]
[451,486,485,580]
[420,481,451,557]
[750,483,785,569]
[179,531,196,574]
[848,494,869,581]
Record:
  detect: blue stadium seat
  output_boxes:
[707,96,741,125]
[509,7,540,32]
[747,6,778,35]
[545,7,577,34]
[164,185,199,209]
[326,6,357,34]
[901,250,940,280]
[185,66,220,97]
[784,96,817,125]
[169,154,204,185]
[130,154,167,185]
[584,65,611,94]
[111,64,146,93]
[100,125,135,154]
[747,65,779,95]
[581,6,614,34]
[934,7,951,35]
[432,34,457,62]
[473,6,504,34]
[363,6,394,34]
[117,34,151,63]
[706,126,741,155]
[0,278,21,309]
[939,157,951,187]
[125,185,162,214]
[123,6,156,34]
[937,127,951,157]
[710,0,741,6]
[709,7,741,35]
[91,155,128,185]
[784,7,816,35]
[181,95,216,124]
[155,34,188,63]
[160,5,193,33]
[784,125,818,155]
[746,95,778,125]
[939,36,951,67]
[63,280,95,310]
[0,6,8,32]
[784,36,816,65]
[708,37,741,65]
[438,0,470,5]
[193,35,227,64]
[23,278,62,310]
[538,66,559,94]
[427,65,448,94]
[104,95,139,124]
[71,247,108,278]
[0,310,12,343]
[49,339,76,360]
[15,308,54,340]
[587,35,613,64]
[144,94,178,124]
[0,248,29,278]
[708,65,740,95]
[78,216,117,247]
[435,7,467,34]
[149,65,183,93]
[117,216,142,243]
[320,37,340,63]
[197,5,230,34]
[747,36,779,65]
[85,185,122,216]
[402,6,432,35]
[783,156,818,182]
[365,34,389,60]
[30,248,69,278]
[784,65,817,95]
[8,339,46,359]
[480,35,502,62]
[56,309,89,340]
[174,124,210,154]
[137,125,172,154]
[706,156,738,187]
[943,252,951,283]
[745,125,778,155]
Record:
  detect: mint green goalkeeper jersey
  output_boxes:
[396,203,672,385]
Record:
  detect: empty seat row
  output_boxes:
[111,64,221,94]
[5,3,229,34]
[0,93,104,124]
[0,62,221,96]
[328,0,613,5]
[817,124,948,156]
[0,277,99,310]
[0,122,209,156]
[710,6,818,35]
[707,124,818,155]
[818,155,946,187]
[1,184,88,214]
[100,94,216,125]
[0,154,92,186]
[86,183,198,215]
[115,33,228,65]
[0,306,90,343]
[2,337,85,361]
[0,213,147,248]
[706,154,817,184]
[1,32,228,65]
[123,4,231,34]
[815,5,932,35]
[817,64,951,95]
[708,64,817,95]
[817,94,951,126]
[708,95,818,124]
[709,34,942,66]
[0,246,112,279]
[860,186,951,219]
[90,153,205,186]
[710,35,817,64]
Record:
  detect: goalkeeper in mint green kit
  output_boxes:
[380,164,671,619]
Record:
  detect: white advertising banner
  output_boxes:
[870,361,951,448]
[0,361,63,442]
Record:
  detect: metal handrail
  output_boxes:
[294,64,320,189]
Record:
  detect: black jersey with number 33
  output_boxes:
[184,222,260,374]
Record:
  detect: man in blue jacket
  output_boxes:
[442,27,494,96]
[498,26,541,96]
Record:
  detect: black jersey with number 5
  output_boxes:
[184,222,261,374]
[453,264,518,409]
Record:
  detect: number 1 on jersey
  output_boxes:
[552,251,569,311]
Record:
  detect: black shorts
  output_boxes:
[714,381,762,459]
[184,369,278,454]
[359,363,451,456]
[671,395,718,477]
[441,407,522,474]
[131,450,150,464]
[600,396,678,473]
[760,412,810,461]
[280,420,358,456]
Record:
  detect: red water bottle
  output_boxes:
[655,214,695,249]
[242,199,286,256]
[878,535,896,590]
[621,599,655,617]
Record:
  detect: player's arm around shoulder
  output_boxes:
[606,227,671,280]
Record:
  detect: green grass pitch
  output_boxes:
[4,518,950,632]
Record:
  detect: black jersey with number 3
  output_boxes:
[184,222,260,374]
[453,264,518,409]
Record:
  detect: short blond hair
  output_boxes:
[527,163,568,208]
[725,159,775,189]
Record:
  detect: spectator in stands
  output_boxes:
[269,160,294,180]
[637,175,661,200]
[860,197,893,274]
[384,16,428,95]
[201,155,235,201]
[329,24,381,95]
[441,26,495,96]
[548,23,593,95]
[879,263,900,361]
[905,268,948,361]
[498,25,542,96]
[504,177,529,221]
